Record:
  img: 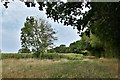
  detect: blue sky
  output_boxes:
[0,1,80,53]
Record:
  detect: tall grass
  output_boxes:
[2,58,118,78]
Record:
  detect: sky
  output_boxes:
[0,0,81,53]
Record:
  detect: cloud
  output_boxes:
[2,0,46,30]
[1,1,47,53]
[48,21,80,47]
[2,28,20,53]
[1,1,80,53]
[0,21,2,50]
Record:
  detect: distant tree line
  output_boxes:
[47,36,90,56]
[48,31,117,58]
[18,30,117,58]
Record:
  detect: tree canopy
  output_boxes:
[20,16,57,57]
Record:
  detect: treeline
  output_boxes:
[47,40,89,56]
[18,32,117,58]
[48,32,117,58]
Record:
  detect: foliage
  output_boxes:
[1,53,83,60]
[48,39,90,55]
[0,53,34,59]
[48,44,70,53]
[38,2,120,57]
[81,33,118,58]
[81,33,105,57]
[20,16,57,57]
[69,39,90,54]
[60,53,83,60]
[40,53,61,59]
[18,48,31,53]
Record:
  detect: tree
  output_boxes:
[57,44,66,53]
[48,44,71,53]
[0,49,1,53]
[20,16,57,57]
[87,34,105,57]
[47,48,55,53]
[18,48,31,53]
[48,44,66,53]
[81,32,118,58]
[69,39,90,54]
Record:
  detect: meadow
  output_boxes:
[1,53,118,78]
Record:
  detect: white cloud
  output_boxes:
[1,1,80,53]
[2,0,46,29]
[48,21,80,47]
[2,28,21,53]
[1,1,47,53]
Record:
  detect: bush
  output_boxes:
[60,53,83,60]
[0,53,84,60]
[40,53,61,59]
[1,54,16,59]
[0,53,34,59]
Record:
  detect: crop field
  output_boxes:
[1,56,118,78]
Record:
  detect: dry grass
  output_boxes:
[2,58,118,78]
[97,58,118,69]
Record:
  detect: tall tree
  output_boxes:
[69,39,90,54]
[20,16,57,57]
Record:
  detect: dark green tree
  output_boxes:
[87,34,105,57]
[20,16,57,57]
[18,48,31,53]
[81,32,118,58]
[58,44,66,53]
[69,39,90,55]
[48,44,71,53]
[47,48,55,53]
[53,44,67,53]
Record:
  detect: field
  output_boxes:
[1,54,118,78]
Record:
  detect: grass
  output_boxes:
[0,53,84,60]
[2,58,118,78]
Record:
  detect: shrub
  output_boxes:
[1,53,84,60]
[60,53,83,60]
[1,53,34,59]
[40,53,61,59]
